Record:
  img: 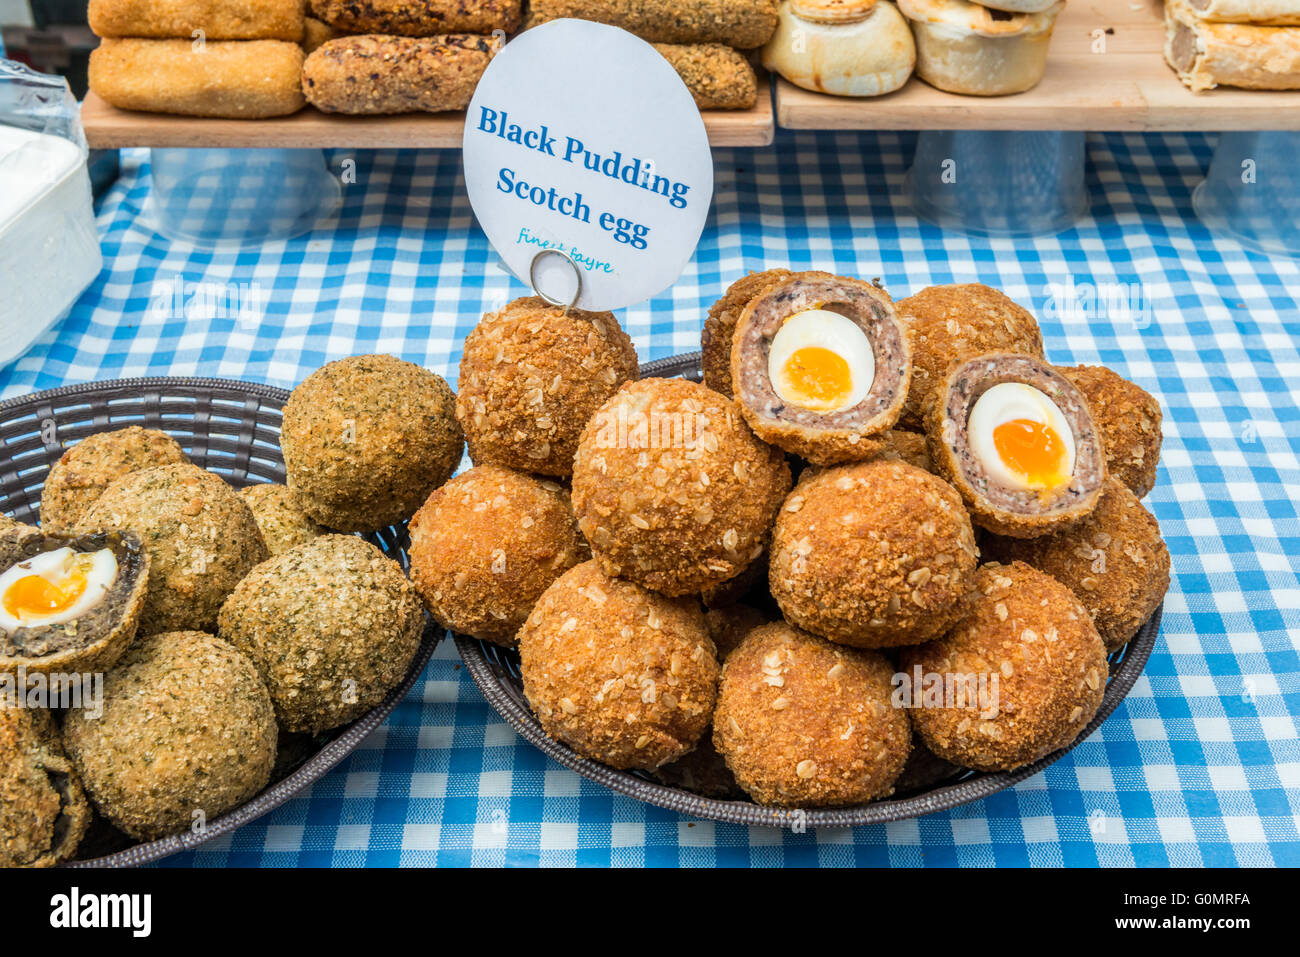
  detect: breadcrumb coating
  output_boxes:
[89,0,305,40]
[64,631,275,841]
[572,378,791,597]
[518,561,718,770]
[456,296,638,478]
[714,622,911,807]
[704,602,770,659]
[41,426,189,530]
[770,460,979,647]
[897,283,1045,430]
[902,561,1107,772]
[0,705,90,867]
[409,465,588,647]
[702,269,797,398]
[309,0,522,34]
[281,354,463,531]
[77,463,267,634]
[529,0,780,48]
[1057,364,1163,499]
[218,535,425,735]
[984,478,1169,650]
[237,483,326,556]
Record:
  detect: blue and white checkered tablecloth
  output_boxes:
[2,131,1298,867]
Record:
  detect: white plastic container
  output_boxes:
[0,123,101,366]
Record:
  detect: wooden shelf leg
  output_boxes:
[904,131,1088,237]
[1193,132,1300,259]
[144,148,342,246]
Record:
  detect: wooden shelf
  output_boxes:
[81,75,774,150]
[775,0,1300,131]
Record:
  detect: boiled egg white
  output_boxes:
[767,308,875,414]
[0,547,118,631]
[968,382,1076,492]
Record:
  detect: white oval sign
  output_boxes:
[463,19,714,312]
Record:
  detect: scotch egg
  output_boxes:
[0,547,118,632]
[767,308,875,413]
[968,382,1075,492]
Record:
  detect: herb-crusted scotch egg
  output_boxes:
[730,274,911,465]
[237,483,326,556]
[518,561,719,771]
[901,561,1108,773]
[408,465,588,648]
[64,630,276,842]
[714,622,911,807]
[984,477,1170,650]
[0,526,149,677]
[218,534,424,734]
[1,705,91,867]
[571,377,791,598]
[896,283,1045,430]
[1057,364,1163,499]
[280,354,463,532]
[456,296,638,479]
[926,353,1107,538]
[76,463,267,634]
[40,426,189,529]
[769,459,979,648]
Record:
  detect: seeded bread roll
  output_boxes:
[88,0,305,40]
[302,34,501,114]
[529,0,780,48]
[89,38,305,118]
[309,0,522,35]
[653,43,759,110]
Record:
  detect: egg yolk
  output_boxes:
[778,346,853,412]
[2,565,90,622]
[993,418,1071,489]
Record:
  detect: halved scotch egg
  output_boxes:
[926,353,1106,538]
[730,274,910,465]
[0,526,149,676]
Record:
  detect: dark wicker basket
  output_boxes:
[0,377,440,866]
[455,351,1163,828]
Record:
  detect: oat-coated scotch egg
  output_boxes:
[0,526,149,677]
[64,630,276,842]
[704,602,770,660]
[456,296,639,479]
[517,561,718,770]
[1,705,90,867]
[280,354,463,531]
[408,465,588,647]
[77,463,266,634]
[40,426,190,530]
[730,274,911,465]
[701,268,800,398]
[714,622,911,807]
[571,377,791,597]
[1057,364,1163,499]
[901,561,1108,772]
[770,459,980,648]
[217,534,424,734]
[984,477,1170,650]
[896,283,1045,430]
[238,483,326,556]
[926,353,1107,539]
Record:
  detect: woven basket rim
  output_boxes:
[454,350,1164,828]
[0,374,441,867]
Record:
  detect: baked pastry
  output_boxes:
[1181,0,1300,25]
[898,0,1064,95]
[762,0,916,96]
[528,0,780,48]
[654,43,759,109]
[88,38,305,118]
[88,0,304,40]
[309,0,522,35]
[1165,0,1300,91]
[302,35,502,114]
